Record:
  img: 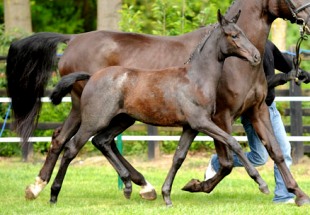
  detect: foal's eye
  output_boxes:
[231,34,238,39]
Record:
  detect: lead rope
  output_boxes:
[0,103,11,137]
[293,24,308,81]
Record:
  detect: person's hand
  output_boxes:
[283,70,297,82]
[297,69,310,84]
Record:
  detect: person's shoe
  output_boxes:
[204,160,216,181]
[273,198,295,204]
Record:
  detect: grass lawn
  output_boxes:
[0,153,310,215]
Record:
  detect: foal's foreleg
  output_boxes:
[162,126,198,206]
[25,108,81,200]
[250,106,310,206]
[183,119,269,194]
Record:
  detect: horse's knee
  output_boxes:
[52,126,62,139]
[50,137,65,154]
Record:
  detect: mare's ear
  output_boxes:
[217,9,229,26]
[231,10,241,23]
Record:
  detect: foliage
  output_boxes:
[30,0,97,33]
[120,0,233,35]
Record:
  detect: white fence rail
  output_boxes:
[0,96,309,142]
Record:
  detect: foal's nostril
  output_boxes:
[254,54,261,63]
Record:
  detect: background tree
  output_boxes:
[97,0,121,30]
[4,0,32,35]
[31,0,96,33]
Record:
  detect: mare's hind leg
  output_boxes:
[91,114,156,200]
[25,98,81,200]
[49,126,94,203]
[162,126,198,206]
[182,118,269,194]
[249,104,310,206]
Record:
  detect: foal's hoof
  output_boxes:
[181,179,202,193]
[123,188,132,199]
[139,189,157,200]
[296,196,310,207]
[139,181,157,200]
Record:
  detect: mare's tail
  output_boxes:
[50,72,91,105]
[6,32,71,145]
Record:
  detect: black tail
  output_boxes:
[50,72,91,105]
[6,32,71,145]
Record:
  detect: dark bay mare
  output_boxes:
[48,11,263,206]
[6,0,310,206]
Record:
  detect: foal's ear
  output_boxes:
[217,9,229,26]
[231,10,241,24]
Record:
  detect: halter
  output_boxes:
[284,0,309,83]
[285,0,310,29]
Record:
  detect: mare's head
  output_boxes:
[217,10,261,66]
[272,0,310,34]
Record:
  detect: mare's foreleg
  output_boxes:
[250,104,310,206]
[162,126,198,206]
[25,106,81,200]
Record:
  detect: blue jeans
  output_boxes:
[210,102,294,202]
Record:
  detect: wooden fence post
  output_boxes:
[289,81,304,164]
[147,125,160,160]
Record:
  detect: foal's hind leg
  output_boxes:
[109,142,157,200]
[92,131,135,200]
[182,118,269,194]
[25,100,81,200]
[249,105,310,206]
[91,114,156,200]
[162,126,198,206]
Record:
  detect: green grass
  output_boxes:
[0,154,310,215]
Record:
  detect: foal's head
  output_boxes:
[217,10,261,66]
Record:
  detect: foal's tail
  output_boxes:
[50,72,91,105]
[6,32,71,145]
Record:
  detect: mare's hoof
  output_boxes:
[296,196,310,207]
[139,189,157,200]
[259,184,270,195]
[166,203,173,207]
[181,179,202,193]
[25,186,37,200]
[49,200,57,206]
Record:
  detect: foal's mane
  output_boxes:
[185,23,218,64]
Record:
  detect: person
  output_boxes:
[204,40,310,204]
